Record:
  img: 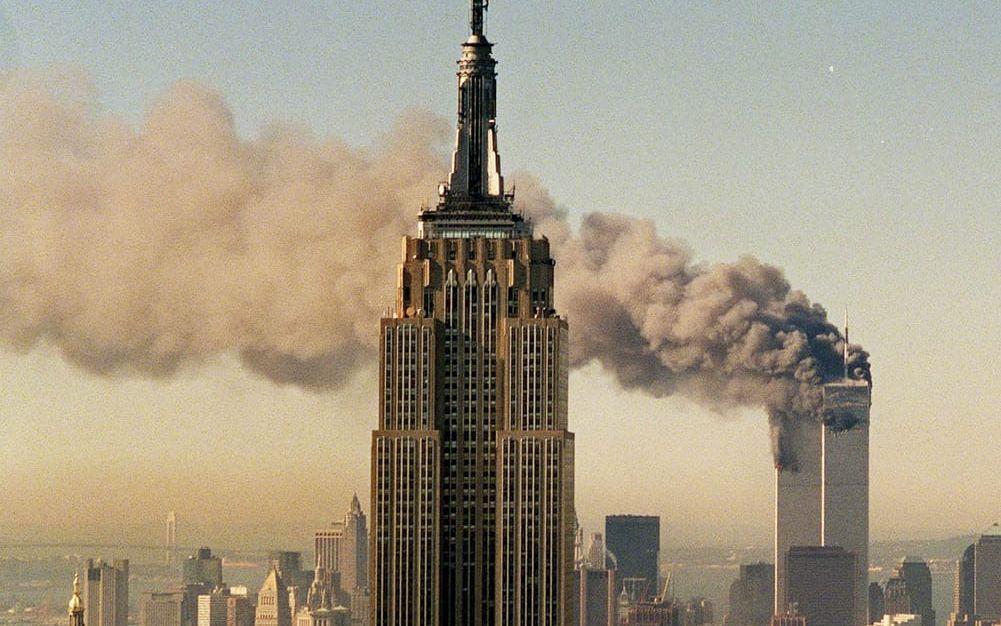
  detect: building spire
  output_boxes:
[471,0,487,36]
[843,308,850,380]
[442,0,505,202]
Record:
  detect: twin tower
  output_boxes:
[370,2,574,626]
[776,378,872,626]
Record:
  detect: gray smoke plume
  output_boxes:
[0,74,870,465]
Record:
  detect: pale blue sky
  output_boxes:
[1,1,998,548]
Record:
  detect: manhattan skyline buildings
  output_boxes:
[1,1,999,552]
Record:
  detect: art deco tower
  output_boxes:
[371,2,575,625]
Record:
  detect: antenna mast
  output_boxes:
[843,308,850,380]
[471,0,487,36]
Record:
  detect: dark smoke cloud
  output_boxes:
[0,73,870,464]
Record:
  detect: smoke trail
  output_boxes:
[0,73,870,464]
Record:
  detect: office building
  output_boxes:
[870,582,886,624]
[226,596,255,626]
[973,525,1001,621]
[730,563,775,626]
[570,533,617,626]
[255,566,291,626]
[185,549,223,588]
[369,2,575,625]
[198,592,230,626]
[785,546,856,626]
[775,330,871,626]
[606,516,660,596]
[83,559,129,626]
[141,592,187,626]
[314,495,368,592]
[883,558,934,626]
[955,545,976,616]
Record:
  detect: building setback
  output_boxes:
[369,2,574,626]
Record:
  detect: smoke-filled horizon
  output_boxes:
[0,71,869,466]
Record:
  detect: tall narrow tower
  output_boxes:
[371,3,575,625]
[775,320,871,626]
[166,512,177,566]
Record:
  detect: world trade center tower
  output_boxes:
[370,3,576,626]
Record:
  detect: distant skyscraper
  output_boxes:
[184,548,223,588]
[954,545,975,616]
[776,325,871,626]
[682,598,714,626]
[83,559,129,626]
[972,524,1001,620]
[198,592,230,626]
[314,495,368,592]
[226,596,255,626]
[870,582,886,624]
[605,515,660,596]
[167,512,178,566]
[69,574,85,626]
[255,566,291,626]
[883,558,935,626]
[730,563,775,626]
[141,592,186,626]
[569,533,617,626]
[821,378,872,626]
[369,2,575,625]
[784,546,856,626]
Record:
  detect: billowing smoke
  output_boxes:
[0,73,870,465]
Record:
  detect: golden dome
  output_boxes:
[68,572,83,614]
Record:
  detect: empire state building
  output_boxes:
[370,2,575,625]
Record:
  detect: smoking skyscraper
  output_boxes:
[776,321,871,625]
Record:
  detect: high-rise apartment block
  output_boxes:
[784,546,856,626]
[83,559,129,626]
[605,515,660,596]
[369,2,575,625]
[730,563,775,626]
[775,353,871,626]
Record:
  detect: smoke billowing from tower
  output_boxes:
[0,71,870,466]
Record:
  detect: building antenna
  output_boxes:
[843,307,850,380]
[471,0,487,36]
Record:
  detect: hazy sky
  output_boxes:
[1,1,998,550]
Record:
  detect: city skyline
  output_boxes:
[1,1,999,550]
